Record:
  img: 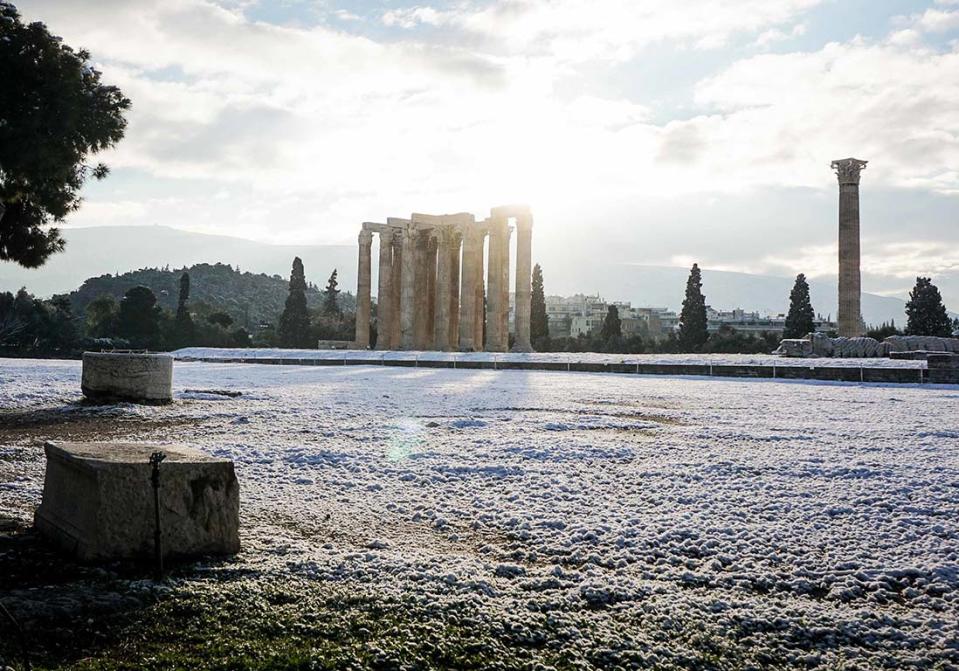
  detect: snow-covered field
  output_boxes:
[2,358,958,668]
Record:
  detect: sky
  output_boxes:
[13,0,959,308]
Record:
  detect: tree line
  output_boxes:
[525,264,957,354]
[0,257,351,355]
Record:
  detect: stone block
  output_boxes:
[774,339,814,357]
[928,354,959,384]
[35,442,240,562]
[81,352,173,403]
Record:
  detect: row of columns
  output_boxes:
[354,206,533,352]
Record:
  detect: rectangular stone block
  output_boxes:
[35,442,240,562]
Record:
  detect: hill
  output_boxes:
[0,225,356,299]
[69,263,356,328]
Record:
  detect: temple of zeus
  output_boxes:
[832,158,867,338]
[354,205,533,352]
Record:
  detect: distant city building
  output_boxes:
[706,307,835,336]
[537,294,836,339]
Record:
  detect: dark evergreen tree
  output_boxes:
[0,3,130,267]
[530,263,548,346]
[278,257,312,347]
[323,268,341,316]
[783,273,816,339]
[173,272,194,346]
[905,277,951,336]
[600,304,622,342]
[207,311,234,328]
[678,263,709,351]
[85,294,118,338]
[115,286,161,349]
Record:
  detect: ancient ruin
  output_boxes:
[775,332,959,358]
[81,351,174,403]
[833,158,867,338]
[35,441,240,562]
[354,205,533,352]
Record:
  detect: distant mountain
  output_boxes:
[0,225,920,327]
[0,225,356,299]
[68,263,355,328]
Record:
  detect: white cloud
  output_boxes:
[382,6,446,29]
[12,0,959,305]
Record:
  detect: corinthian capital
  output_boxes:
[831,158,868,185]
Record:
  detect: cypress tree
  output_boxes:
[323,268,341,316]
[174,272,194,346]
[278,257,312,348]
[905,277,951,336]
[600,304,622,341]
[783,273,816,339]
[678,263,708,351]
[530,263,548,345]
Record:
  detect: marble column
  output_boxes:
[355,229,373,349]
[832,158,867,338]
[511,215,533,352]
[413,231,430,349]
[375,229,393,351]
[499,226,512,351]
[399,225,416,349]
[458,229,477,350]
[433,227,453,350]
[426,235,438,345]
[486,219,506,351]
[449,231,461,347]
[390,233,403,349]
[474,231,486,350]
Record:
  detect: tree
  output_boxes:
[600,304,622,342]
[678,263,708,351]
[323,268,341,316]
[278,257,312,347]
[905,277,951,337]
[115,286,161,349]
[207,311,233,328]
[0,3,130,267]
[530,263,548,346]
[173,272,195,346]
[85,294,118,338]
[783,273,816,339]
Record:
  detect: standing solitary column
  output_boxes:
[433,227,453,350]
[449,231,461,346]
[511,215,533,352]
[355,229,373,349]
[375,229,393,350]
[832,158,867,338]
[400,225,417,349]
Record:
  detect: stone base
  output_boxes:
[35,442,240,562]
[928,353,959,384]
[82,352,173,403]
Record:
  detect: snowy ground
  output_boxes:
[173,346,928,368]
[1,358,958,669]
